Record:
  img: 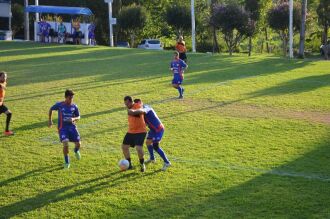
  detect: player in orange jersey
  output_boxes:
[122,96,147,172]
[0,71,13,136]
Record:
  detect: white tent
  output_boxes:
[0,0,12,40]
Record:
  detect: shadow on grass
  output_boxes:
[0,165,62,187]
[123,139,330,218]
[248,74,330,97]
[0,169,161,218]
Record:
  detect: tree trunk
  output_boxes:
[298,0,307,59]
[323,24,328,45]
[264,27,270,53]
[212,26,219,53]
[130,33,135,48]
[248,36,252,56]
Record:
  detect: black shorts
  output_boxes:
[123,132,146,147]
[0,105,8,114]
[179,52,187,62]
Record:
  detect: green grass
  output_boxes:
[0,41,329,218]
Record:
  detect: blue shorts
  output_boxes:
[172,74,183,85]
[147,129,164,143]
[59,127,81,142]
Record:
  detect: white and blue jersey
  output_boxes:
[144,105,164,143]
[50,102,81,142]
[170,58,187,85]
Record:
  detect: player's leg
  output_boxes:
[62,140,70,169]
[2,105,13,136]
[145,131,155,163]
[134,133,146,172]
[70,127,81,160]
[60,130,70,168]
[122,133,133,169]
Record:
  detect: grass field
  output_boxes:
[0,41,329,218]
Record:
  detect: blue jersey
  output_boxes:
[170,58,187,75]
[143,105,164,132]
[50,102,80,130]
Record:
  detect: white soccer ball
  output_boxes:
[118,159,130,171]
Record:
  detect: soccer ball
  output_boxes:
[118,159,130,171]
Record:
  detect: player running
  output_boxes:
[128,99,171,171]
[170,51,188,99]
[48,90,81,169]
[122,96,147,172]
[0,71,14,136]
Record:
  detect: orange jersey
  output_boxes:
[127,103,147,134]
[0,82,6,99]
[176,42,186,53]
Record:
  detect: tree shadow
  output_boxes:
[248,74,330,97]
[123,138,330,218]
[0,170,161,218]
[0,165,62,187]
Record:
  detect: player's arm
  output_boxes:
[0,85,4,106]
[127,108,145,116]
[48,108,54,127]
[71,106,81,123]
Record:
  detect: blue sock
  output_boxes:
[147,145,155,160]
[74,147,79,153]
[178,87,183,96]
[64,155,70,164]
[156,147,169,163]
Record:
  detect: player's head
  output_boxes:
[0,71,7,83]
[174,51,179,59]
[133,98,143,107]
[124,96,133,109]
[64,89,74,104]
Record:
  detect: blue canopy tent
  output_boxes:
[25,5,93,43]
[25,5,93,16]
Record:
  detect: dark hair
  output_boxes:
[133,98,141,103]
[174,51,179,56]
[0,71,6,77]
[124,96,132,102]
[65,89,75,97]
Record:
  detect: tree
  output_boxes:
[165,4,191,37]
[298,0,308,58]
[11,3,24,38]
[245,0,261,56]
[268,2,301,56]
[118,4,147,47]
[211,3,251,55]
[317,0,330,45]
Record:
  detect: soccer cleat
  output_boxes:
[3,130,14,136]
[161,162,171,171]
[64,163,70,169]
[178,95,183,99]
[140,163,146,172]
[75,151,81,160]
[145,159,156,164]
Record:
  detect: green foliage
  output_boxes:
[165,4,191,36]
[11,3,24,38]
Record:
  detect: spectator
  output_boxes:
[57,22,66,44]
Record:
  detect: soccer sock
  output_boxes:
[178,86,183,96]
[5,113,11,131]
[147,145,155,160]
[156,147,169,163]
[139,158,144,165]
[64,155,70,164]
[74,147,79,153]
[127,158,132,167]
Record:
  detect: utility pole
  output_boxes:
[35,0,39,22]
[24,0,29,40]
[105,0,114,47]
[289,0,293,58]
[191,0,196,52]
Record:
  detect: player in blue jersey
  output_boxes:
[48,90,81,169]
[170,51,188,99]
[128,99,171,171]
